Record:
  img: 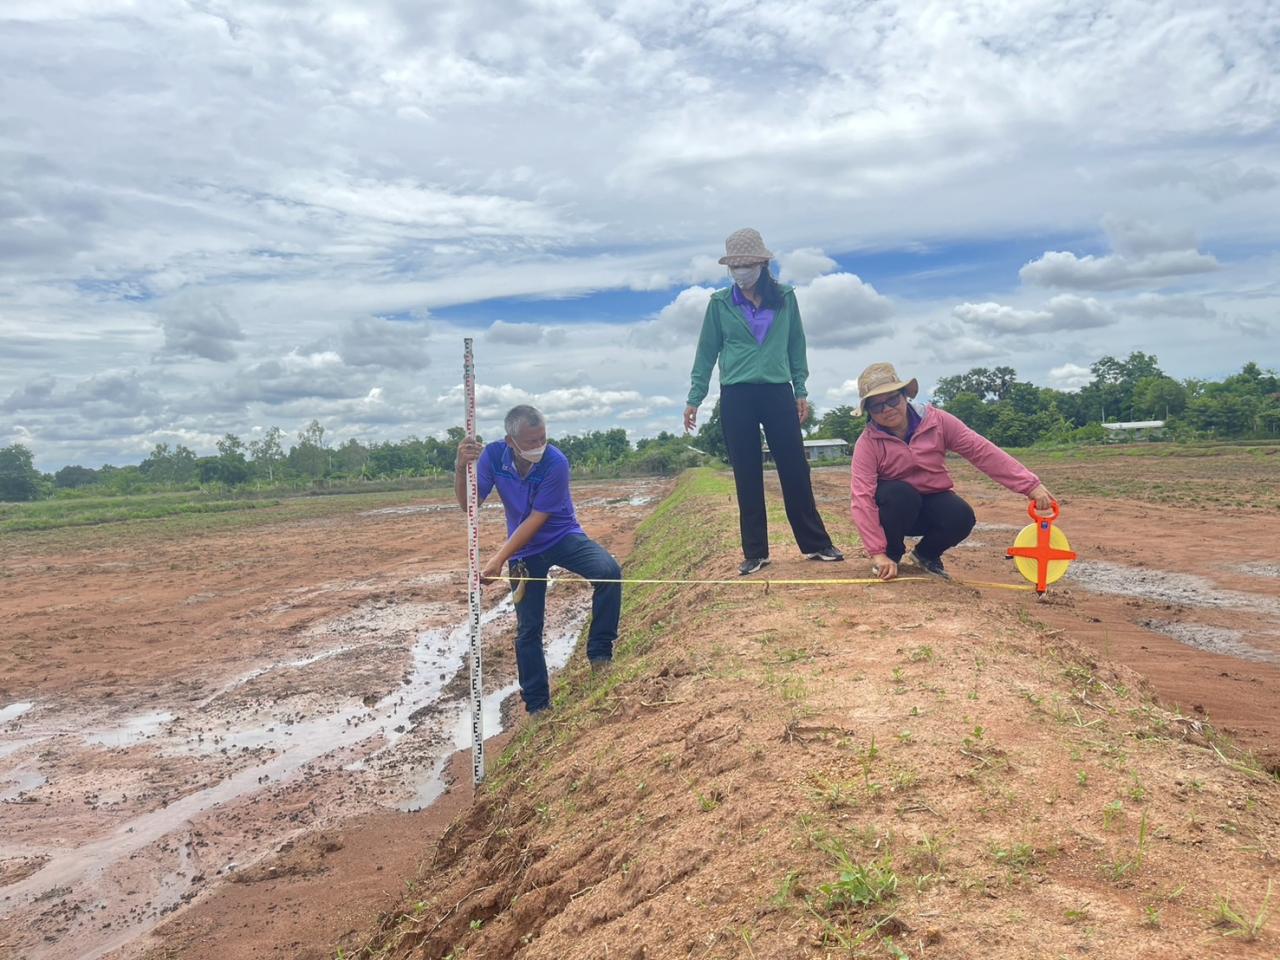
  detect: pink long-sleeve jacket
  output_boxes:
[850,402,1041,557]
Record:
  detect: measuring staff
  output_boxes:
[454,404,621,716]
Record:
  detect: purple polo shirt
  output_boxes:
[475,441,586,560]
[731,283,775,344]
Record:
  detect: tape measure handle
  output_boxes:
[1027,499,1060,523]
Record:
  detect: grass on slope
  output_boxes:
[357,468,1278,960]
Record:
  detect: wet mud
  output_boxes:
[0,478,665,960]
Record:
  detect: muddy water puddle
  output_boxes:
[1068,560,1280,612]
[1067,559,1280,664]
[0,584,591,960]
[1139,620,1280,665]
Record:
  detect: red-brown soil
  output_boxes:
[0,480,667,960]
[2,451,1278,960]
[360,460,1279,960]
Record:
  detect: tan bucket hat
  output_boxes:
[718,227,774,266]
[857,362,919,415]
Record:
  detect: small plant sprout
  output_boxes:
[811,776,858,810]
[1211,880,1273,941]
[1127,773,1147,802]
[909,645,934,662]
[1102,800,1125,831]
[771,870,800,907]
[1077,770,1089,787]
[817,846,898,910]
[696,788,724,812]
[990,842,1036,870]
[1143,905,1162,928]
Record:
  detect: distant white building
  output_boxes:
[1101,420,1166,441]
[763,438,850,463]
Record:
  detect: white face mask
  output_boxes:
[512,439,546,463]
[730,264,762,289]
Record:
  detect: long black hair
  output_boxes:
[753,262,785,310]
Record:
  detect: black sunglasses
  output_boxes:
[867,392,905,414]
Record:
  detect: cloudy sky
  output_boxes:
[3,1,1278,470]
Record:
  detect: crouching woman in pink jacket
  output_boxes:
[850,363,1055,581]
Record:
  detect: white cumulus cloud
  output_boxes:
[794,273,894,348]
[778,247,838,284]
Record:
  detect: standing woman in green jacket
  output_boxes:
[684,228,844,575]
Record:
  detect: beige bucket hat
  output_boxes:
[857,362,919,415]
[718,227,774,266]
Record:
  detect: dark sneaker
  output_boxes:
[804,546,844,562]
[738,557,772,576]
[909,548,949,580]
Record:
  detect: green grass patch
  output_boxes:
[486,468,738,793]
[0,493,272,532]
[0,487,454,547]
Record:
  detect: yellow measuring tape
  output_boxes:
[505,574,1035,592]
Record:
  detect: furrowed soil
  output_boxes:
[2,446,1278,960]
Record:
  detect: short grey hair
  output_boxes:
[504,404,545,436]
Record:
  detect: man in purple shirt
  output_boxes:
[455,404,621,714]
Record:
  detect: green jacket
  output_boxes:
[686,285,809,407]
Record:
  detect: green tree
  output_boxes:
[214,433,250,486]
[0,443,41,501]
[249,426,285,482]
[1088,352,1164,421]
[940,393,995,435]
[54,464,99,489]
[814,405,864,443]
[1132,376,1187,420]
[333,438,370,477]
[139,442,175,483]
[935,366,1019,404]
[290,420,329,478]
[626,433,707,474]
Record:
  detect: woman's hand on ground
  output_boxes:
[871,554,897,581]
[796,397,810,423]
[683,405,698,433]
[1028,483,1055,511]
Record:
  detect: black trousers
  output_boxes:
[720,382,834,560]
[875,478,976,562]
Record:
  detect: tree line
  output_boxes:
[800,354,1279,450]
[2,354,1276,502]
[0,420,707,502]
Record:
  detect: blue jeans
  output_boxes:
[512,534,621,713]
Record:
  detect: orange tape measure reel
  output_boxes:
[1007,501,1077,594]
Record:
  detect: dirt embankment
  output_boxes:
[361,469,1279,960]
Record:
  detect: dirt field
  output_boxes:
[0,479,668,960]
[2,447,1278,960]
